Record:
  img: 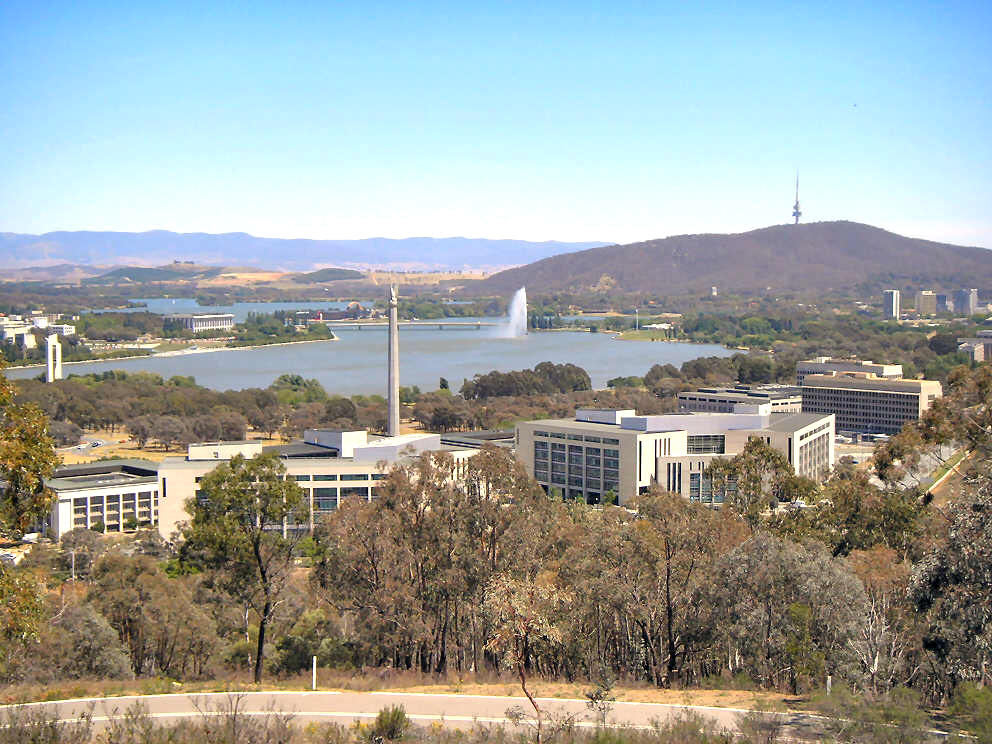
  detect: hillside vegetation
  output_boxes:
[476,221,992,295]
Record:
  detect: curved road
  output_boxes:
[3,690,828,738]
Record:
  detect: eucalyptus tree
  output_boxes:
[182,452,305,683]
[0,362,58,537]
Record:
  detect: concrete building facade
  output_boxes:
[165,313,236,332]
[955,288,979,317]
[801,372,942,435]
[795,357,903,386]
[156,430,476,539]
[46,334,63,382]
[515,406,834,507]
[915,290,937,317]
[45,461,161,540]
[883,290,900,319]
[678,384,802,413]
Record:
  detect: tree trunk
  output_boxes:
[254,600,270,684]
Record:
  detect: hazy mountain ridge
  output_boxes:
[475,221,992,295]
[0,231,609,272]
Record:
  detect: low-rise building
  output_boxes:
[165,313,236,332]
[801,372,942,435]
[678,384,802,413]
[795,357,903,386]
[156,429,477,538]
[515,406,834,506]
[44,460,161,540]
[957,329,992,363]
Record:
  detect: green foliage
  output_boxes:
[182,453,306,683]
[461,361,591,399]
[948,683,992,741]
[270,374,329,405]
[369,705,411,741]
[0,363,58,537]
[606,376,643,389]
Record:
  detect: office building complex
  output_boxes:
[801,372,942,435]
[915,290,937,317]
[515,406,834,507]
[45,460,161,540]
[156,429,476,539]
[954,288,979,317]
[165,313,235,332]
[883,290,900,319]
[678,384,802,413]
[956,329,992,363]
[795,357,902,386]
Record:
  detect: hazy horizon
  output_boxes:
[2,1,990,248]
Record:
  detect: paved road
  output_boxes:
[4,690,828,737]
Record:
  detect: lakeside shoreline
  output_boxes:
[6,336,340,372]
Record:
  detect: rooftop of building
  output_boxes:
[164,312,236,319]
[763,412,835,432]
[46,459,159,490]
[523,409,831,436]
[687,384,802,399]
[439,430,515,449]
[801,373,942,390]
[263,442,340,458]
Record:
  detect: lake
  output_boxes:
[6,327,733,395]
[98,298,356,323]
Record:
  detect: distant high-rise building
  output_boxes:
[936,294,954,314]
[711,286,718,297]
[915,290,937,317]
[954,288,979,317]
[882,290,900,319]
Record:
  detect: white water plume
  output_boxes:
[497,287,528,338]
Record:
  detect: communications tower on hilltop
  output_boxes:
[792,173,802,224]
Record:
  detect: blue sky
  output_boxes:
[2,0,990,246]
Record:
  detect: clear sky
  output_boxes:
[2,0,990,246]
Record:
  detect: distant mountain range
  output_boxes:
[0,231,608,272]
[476,221,992,295]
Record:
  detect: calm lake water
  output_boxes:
[99,298,355,323]
[7,328,732,395]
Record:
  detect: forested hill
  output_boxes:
[474,221,992,295]
[0,231,608,272]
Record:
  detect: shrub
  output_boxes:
[370,705,410,741]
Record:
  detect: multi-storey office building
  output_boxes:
[678,384,802,413]
[515,406,834,507]
[156,430,476,539]
[801,372,942,435]
[45,460,161,540]
[915,290,937,317]
[882,290,900,319]
[795,357,903,386]
[954,288,979,317]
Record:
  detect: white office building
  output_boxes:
[883,290,900,319]
[515,406,834,507]
[44,460,161,540]
[165,313,236,332]
[156,429,477,539]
